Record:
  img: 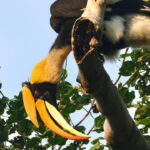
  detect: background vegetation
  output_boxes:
[0,48,150,149]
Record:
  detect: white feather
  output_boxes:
[82,0,105,25]
[81,0,121,25]
[125,14,150,48]
[104,16,125,43]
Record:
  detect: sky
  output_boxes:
[0,0,135,149]
[0,0,56,97]
[0,0,122,98]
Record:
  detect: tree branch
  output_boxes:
[75,99,95,127]
[0,90,4,97]
[71,0,150,149]
[114,48,129,85]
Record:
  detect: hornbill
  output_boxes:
[22,0,150,140]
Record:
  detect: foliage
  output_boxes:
[119,48,150,145]
[0,48,149,149]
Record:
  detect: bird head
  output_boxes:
[22,55,90,140]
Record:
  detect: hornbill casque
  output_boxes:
[22,0,150,140]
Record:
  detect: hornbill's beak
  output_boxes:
[22,83,90,140]
[22,51,90,140]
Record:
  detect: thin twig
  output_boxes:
[52,133,56,150]
[114,48,129,85]
[75,99,95,126]
[87,124,95,135]
[58,145,63,150]
[119,69,139,91]
[78,124,95,149]
[83,107,95,120]
[0,90,4,97]
[69,116,74,126]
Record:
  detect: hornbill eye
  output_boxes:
[22,82,90,140]
[34,90,41,99]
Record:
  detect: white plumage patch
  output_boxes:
[125,14,150,48]
[81,0,104,25]
[104,16,125,43]
[81,0,121,25]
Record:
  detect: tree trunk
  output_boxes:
[71,0,150,149]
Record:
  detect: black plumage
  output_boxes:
[50,0,150,56]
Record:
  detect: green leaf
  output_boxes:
[0,118,8,142]
[144,135,150,144]
[11,136,25,149]
[79,94,92,105]
[0,142,4,149]
[119,61,136,76]
[142,95,149,103]
[136,117,150,126]
[126,71,139,87]
[91,138,100,145]
[119,87,135,104]
[94,115,105,131]
[17,119,34,136]
[92,105,99,113]
[0,96,8,115]
[120,52,132,59]
[74,125,86,133]
[90,144,101,150]
[62,142,79,150]
[26,137,42,149]
[53,134,67,146]
[60,68,68,80]
[135,104,150,120]
[7,93,26,124]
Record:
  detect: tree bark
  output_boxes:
[71,0,150,149]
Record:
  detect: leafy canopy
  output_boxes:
[0,48,149,149]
